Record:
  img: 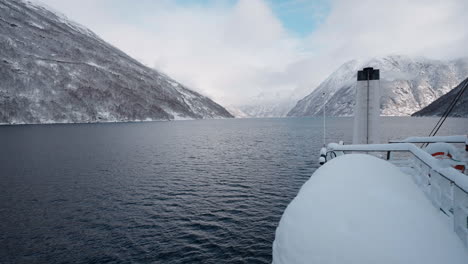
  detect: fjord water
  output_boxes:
[1,117,466,263]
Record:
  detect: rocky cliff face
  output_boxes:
[0,0,233,124]
[412,78,468,117]
[287,55,468,117]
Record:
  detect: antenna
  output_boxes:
[323,92,326,147]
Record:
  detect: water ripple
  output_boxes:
[1,117,465,263]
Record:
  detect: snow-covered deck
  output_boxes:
[325,140,468,252]
[274,135,468,263]
[273,154,468,264]
[327,142,468,189]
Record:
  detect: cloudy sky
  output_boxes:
[35,0,468,107]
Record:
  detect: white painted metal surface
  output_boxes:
[352,79,380,144]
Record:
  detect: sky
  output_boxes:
[34,0,468,107]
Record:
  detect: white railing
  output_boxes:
[411,155,468,249]
[389,135,467,144]
[326,142,468,250]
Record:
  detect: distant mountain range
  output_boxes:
[287,55,468,117]
[230,100,297,118]
[413,78,468,117]
[0,0,232,124]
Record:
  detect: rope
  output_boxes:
[424,78,468,147]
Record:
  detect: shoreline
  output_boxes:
[0,115,466,127]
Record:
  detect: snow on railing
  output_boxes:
[326,142,468,250]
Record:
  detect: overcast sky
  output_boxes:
[34,0,468,106]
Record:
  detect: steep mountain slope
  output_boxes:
[0,0,233,124]
[236,100,297,118]
[412,78,468,117]
[224,106,250,118]
[287,55,468,117]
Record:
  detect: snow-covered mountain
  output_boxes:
[413,78,468,117]
[0,0,233,124]
[224,106,250,118]
[287,55,468,117]
[235,100,297,118]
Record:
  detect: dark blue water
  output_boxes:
[1,117,466,263]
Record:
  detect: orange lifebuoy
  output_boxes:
[429,148,465,173]
[431,152,453,159]
[454,164,465,173]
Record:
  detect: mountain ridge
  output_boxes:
[0,0,233,124]
[287,55,468,117]
[412,78,468,117]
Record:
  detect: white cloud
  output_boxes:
[33,0,468,108]
[309,0,468,58]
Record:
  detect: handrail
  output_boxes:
[327,142,468,194]
[389,135,467,144]
[323,141,468,250]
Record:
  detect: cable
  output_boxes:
[429,80,467,136]
[427,80,466,141]
[423,78,468,147]
[431,81,467,135]
[431,79,467,135]
[426,78,467,137]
